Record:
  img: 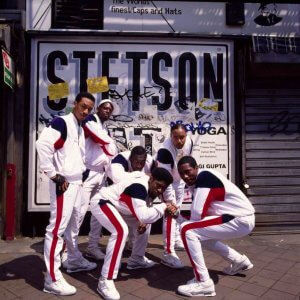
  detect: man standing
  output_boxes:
[36,92,96,296]
[176,156,255,297]
[90,168,176,300]
[106,146,156,269]
[156,124,193,269]
[82,99,120,260]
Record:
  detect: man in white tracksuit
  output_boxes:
[82,98,120,260]
[106,145,156,269]
[176,156,255,297]
[36,92,96,296]
[90,168,176,300]
[156,123,193,269]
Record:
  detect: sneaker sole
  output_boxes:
[97,286,120,300]
[85,253,105,260]
[175,246,185,251]
[67,265,97,273]
[178,289,216,297]
[161,260,184,269]
[43,287,76,296]
[127,264,156,270]
[224,263,253,276]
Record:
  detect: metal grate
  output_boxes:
[52,0,103,30]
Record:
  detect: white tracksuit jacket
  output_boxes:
[106,150,155,184]
[36,112,86,182]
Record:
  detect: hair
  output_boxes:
[130,146,147,157]
[151,167,173,186]
[177,156,197,168]
[75,92,96,103]
[170,123,187,133]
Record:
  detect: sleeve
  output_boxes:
[82,115,116,156]
[120,183,167,224]
[35,117,67,179]
[106,154,129,183]
[193,171,225,219]
[156,148,176,203]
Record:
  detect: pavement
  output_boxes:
[0,233,300,300]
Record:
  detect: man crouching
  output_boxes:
[90,167,176,300]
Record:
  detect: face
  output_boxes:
[73,97,94,122]
[130,154,147,171]
[97,102,114,122]
[171,128,187,149]
[148,176,168,199]
[178,163,198,186]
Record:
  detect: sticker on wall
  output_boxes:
[87,76,109,94]
[2,48,14,89]
[48,82,69,100]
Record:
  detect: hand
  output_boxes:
[51,174,69,192]
[137,223,147,234]
[165,203,178,217]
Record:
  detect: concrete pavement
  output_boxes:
[0,234,300,299]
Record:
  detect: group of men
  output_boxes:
[36,92,255,299]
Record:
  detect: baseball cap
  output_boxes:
[98,99,120,116]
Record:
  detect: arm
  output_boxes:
[82,115,113,146]
[107,154,129,183]
[35,117,66,179]
[193,171,225,219]
[155,148,176,203]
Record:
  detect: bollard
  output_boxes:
[5,163,16,240]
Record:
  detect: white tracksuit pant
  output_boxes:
[81,170,105,249]
[180,214,255,282]
[90,201,151,279]
[44,181,83,281]
[163,181,185,254]
[90,201,128,279]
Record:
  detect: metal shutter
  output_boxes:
[243,89,300,233]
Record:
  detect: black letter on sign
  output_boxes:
[126,52,148,111]
[46,51,68,111]
[152,52,172,111]
[102,52,119,99]
[204,53,223,111]
[73,51,95,92]
[178,53,197,110]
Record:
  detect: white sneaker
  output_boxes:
[161,253,184,269]
[86,247,105,260]
[97,277,120,300]
[177,278,216,297]
[67,257,97,273]
[43,277,77,296]
[127,256,156,270]
[175,239,185,251]
[223,254,253,275]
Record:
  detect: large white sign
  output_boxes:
[28,36,234,211]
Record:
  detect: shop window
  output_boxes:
[52,0,103,30]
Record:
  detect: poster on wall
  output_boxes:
[28,37,234,211]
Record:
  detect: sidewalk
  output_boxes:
[0,234,299,299]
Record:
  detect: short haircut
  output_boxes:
[151,167,173,186]
[130,146,147,157]
[75,92,96,103]
[178,156,197,168]
[171,123,187,133]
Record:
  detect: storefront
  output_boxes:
[24,1,300,234]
